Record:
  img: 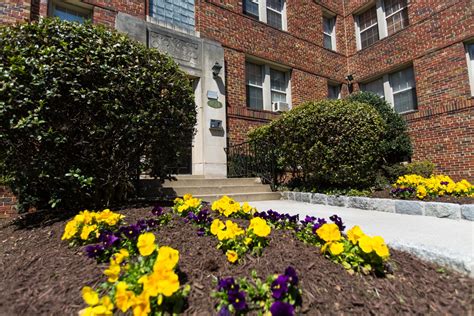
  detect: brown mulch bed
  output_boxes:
[0,207,473,315]
[371,189,474,204]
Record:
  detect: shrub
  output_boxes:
[405,160,436,177]
[346,91,412,164]
[0,19,196,212]
[249,99,385,188]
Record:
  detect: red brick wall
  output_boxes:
[0,0,30,24]
[0,186,17,220]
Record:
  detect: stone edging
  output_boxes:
[281,191,474,221]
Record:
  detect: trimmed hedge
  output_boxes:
[0,19,196,212]
[249,99,385,189]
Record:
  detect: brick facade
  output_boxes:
[0,186,17,220]
[0,0,473,185]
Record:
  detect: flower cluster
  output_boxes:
[392,174,474,199]
[210,217,271,263]
[84,208,171,262]
[80,233,190,316]
[184,208,214,236]
[213,267,302,315]
[61,209,124,245]
[173,193,202,214]
[211,195,256,218]
[319,224,390,275]
[253,209,299,230]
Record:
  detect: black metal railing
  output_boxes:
[225,140,278,190]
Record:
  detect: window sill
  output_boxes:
[399,109,418,115]
[355,26,409,53]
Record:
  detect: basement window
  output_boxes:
[328,83,341,99]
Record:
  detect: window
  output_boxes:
[328,83,341,99]
[51,1,91,23]
[360,67,417,113]
[246,63,264,110]
[384,0,408,36]
[355,0,409,50]
[149,0,195,30]
[358,6,379,49]
[246,61,291,111]
[466,43,474,96]
[243,0,287,31]
[323,16,336,51]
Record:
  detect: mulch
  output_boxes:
[371,189,474,204]
[0,207,473,315]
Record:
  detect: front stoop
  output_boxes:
[139,176,281,202]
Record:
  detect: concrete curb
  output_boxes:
[281,191,472,221]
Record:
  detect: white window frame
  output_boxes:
[466,42,474,97]
[246,59,291,111]
[323,14,337,51]
[355,0,408,50]
[360,66,417,114]
[49,0,92,22]
[327,82,341,99]
[244,0,287,31]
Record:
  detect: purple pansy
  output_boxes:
[284,266,298,286]
[270,301,295,316]
[271,275,289,299]
[329,214,346,232]
[228,290,247,311]
[84,244,105,259]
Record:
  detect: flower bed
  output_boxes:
[0,202,473,315]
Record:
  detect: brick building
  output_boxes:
[1,0,473,181]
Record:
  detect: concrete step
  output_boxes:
[170,184,273,196]
[195,192,282,203]
[162,177,263,188]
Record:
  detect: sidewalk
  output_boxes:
[249,200,474,276]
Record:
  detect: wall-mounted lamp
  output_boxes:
[212,62,222,78]
[346,74,354,94]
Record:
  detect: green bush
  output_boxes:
[0,19,196,212]
[249,99,385,188]
[405,161,436,177]
[346,92,412,164]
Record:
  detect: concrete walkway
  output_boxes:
[248,200,474,276]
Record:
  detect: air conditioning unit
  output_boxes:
[273,101,290,112]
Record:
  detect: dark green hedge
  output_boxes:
[249,99,385,188]
[0,19,196,212]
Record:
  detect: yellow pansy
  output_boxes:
[104,263,121,283]
[132,291,151,316]
[62,220,78,240]
[139,267,180,297]
[111,249,129,265]
[416,185,427,199]
[154,246,180,271]
[242,202,255,214]
[226,250,238,263]
[347,225,365,245]
[82,286,99,306]
[137,233,157,256]
[358,235,374,254]
[80,224,98,240]
[226,220,245,237]
[115,282,134,312]
[329,242,344,256]
[316,223,341,243]
[210,219,225,235]
[372,236,390,258]
[248,217,271,237]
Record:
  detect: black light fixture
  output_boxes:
[212,61,222,78]
[346,74,354,94]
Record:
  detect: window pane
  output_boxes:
[386,8,408,35]
[267,9,282,29]
[53,6,88,23]
[360,25,379,49]
[384,0,407,16]
[267,0,283,11]
[247,86,264,110]
[359,6,377,31]
[271,91,286,103]
[393,88,417,113]
[389,67,414,93]
[361,78,385,98]
[323,16,334,34]
[324,34,333,49]
[243,0,259,18]
[270,69,286,91]
[246,63,263,86]
[469,43,474,60]
[328,84,341,99]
